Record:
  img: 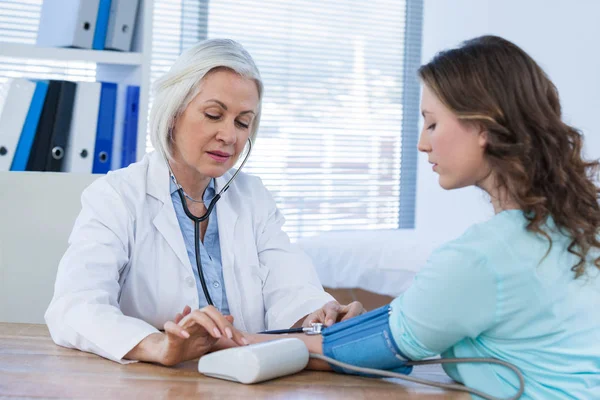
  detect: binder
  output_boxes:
[27,81,62,172]
[0,79,36,171]
[110,84,128,170]
[36,0,101,49]
[45,81,76,172]
[92,82,117,174]
[104,0,140,52]
[64,82,101,173]
[92,0,113,50]
[121,85,140,168]
[11,81,50,171]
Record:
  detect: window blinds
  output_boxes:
[150,0,422,240]
[0,0,422,240]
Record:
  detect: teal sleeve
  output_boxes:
[388,242,498,359]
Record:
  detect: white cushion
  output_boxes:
[297,229,442,297]
[0,171,99,323]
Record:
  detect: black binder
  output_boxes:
[27,80,61,171]
[45,81,76,172]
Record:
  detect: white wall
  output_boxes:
[0,172,99,323]
[415,0,600,244]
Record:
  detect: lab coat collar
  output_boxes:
[146,152,190,271]
[214,172,241,327]
[145,151,241,309]
[146,151,171,203]
[146,151,230,204]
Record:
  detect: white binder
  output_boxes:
[0,79,36,172]
[36,0,101,49]
[110,84,128,171]
[104,0,140,52]
[63,82,101,173]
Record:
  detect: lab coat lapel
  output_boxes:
[147,152,191,271]
[153,203,190,270]
[215,174,245,329]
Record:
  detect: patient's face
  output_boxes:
[417,85,490,190]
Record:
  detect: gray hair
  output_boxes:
[149,38,263,161]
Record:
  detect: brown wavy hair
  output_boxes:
[419,35,600,277]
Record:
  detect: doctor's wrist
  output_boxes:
[124,332,164,364]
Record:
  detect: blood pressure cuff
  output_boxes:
[321,304,413,377]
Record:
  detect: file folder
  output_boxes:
[64,82,101,173]
[92,82,117,174]
[45,81,76,172]
[92,0,113,50]
[121,85,140,168]
[110,83,127,170]
[105,0,140,52]
[36,0,101,49]
[27,80,62,171]
[0,79,36,171]
[11,81,50,171]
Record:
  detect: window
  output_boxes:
[150,0,423,240]
[0,0,96,85]
[0,0,422,239]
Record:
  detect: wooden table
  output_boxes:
[0,323,468,399]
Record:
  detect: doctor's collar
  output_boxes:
[169,174,216,206]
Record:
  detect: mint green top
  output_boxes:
[389,210,600,399]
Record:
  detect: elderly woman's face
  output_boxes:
[171,69,259,178]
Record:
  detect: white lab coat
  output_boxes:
[45,151,333,363]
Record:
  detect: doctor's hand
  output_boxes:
[162,305,248,366]
[126,305,247,366]
[302,300,366,328]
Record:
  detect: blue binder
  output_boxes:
[92,82,117,174]
[11,81,49,171]
[92,0,113,50]
[120,85,139,168]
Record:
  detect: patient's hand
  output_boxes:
[303,300,365,327]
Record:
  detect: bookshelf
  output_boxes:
[0,43,143,66]
[0,0,154,171]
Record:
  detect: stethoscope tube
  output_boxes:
[175,188,216,305]
[170,138,253,307]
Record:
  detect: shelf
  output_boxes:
[0,42,143,66]
[1,170,102,177]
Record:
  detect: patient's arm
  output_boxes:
[245,333,331,371]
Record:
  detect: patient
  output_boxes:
[182,35,600,398]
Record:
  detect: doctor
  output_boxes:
[45,38,363,365]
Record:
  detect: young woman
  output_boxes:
[214,35,599,399]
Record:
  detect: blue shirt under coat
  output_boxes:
[170,179,230,314]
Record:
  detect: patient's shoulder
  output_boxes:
[434,210,528,265]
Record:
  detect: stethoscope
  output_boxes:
[167,138,253,306]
